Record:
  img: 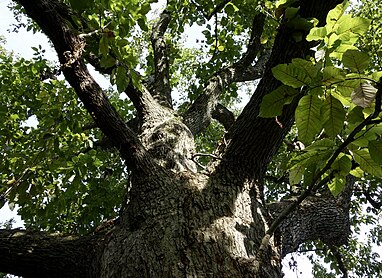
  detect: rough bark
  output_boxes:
[3,0,352,277]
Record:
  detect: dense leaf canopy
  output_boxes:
[1,0,382,276]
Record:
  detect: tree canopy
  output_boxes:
[1,0,382,277]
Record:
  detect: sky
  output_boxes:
[1,0,372,276]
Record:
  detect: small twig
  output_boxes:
[329,246,348,278]
[190,0,230,21]
[79,22,112,38]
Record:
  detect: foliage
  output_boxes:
[1,0,382,276]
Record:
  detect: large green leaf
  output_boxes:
[328,177,346,197]
[272,63,311,88]
[321,95,346,138]
[368,140,382,164]
[336,15,370,35]
[331,153,352,176]
[259,85,298,118]
[295,95,323,144]
[322,66,345,85]
[353,149,382,177]
[115,66,129,93]
[306,26,327,41]
[342,50,370,72]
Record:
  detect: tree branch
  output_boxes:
[190,0,230,21]
[16,0,155,171]
[183,13,266,135]
[211,103,235,130]
[150,10,172,108]
[0,229,102,277]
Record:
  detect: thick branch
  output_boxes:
[211,103,235,130]
[215,0,344,180]
[0,229,101,277]
[150,10,172,108]
[183,13,266,135]
[16,0,154,171]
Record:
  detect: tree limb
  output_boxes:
[183,13,266,135]
[16,0,155,171]
[211,103,235,130]
[0,229,102,277]
[150,10,172,108]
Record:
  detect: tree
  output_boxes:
[1,0,382,277]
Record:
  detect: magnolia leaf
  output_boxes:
[326,2,347,30]
[289,165,304,185]
[291,58,319,80]
[259,85,298,117]
[116,66,129,93]
[322,66,345,85]
[336,15,370,35]
[328,177,346,197]
[321,95,346,138]
[368,140,382,164]
[351,83,377,108]
[331,154,352,176]
[295,95,323,144]
[353,149,382,177]
[307,26,327,41]
[99,35,109,56]
[272,63,311,88]
[342,50,370,72]
[350,166,364,178]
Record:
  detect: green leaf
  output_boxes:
[350,167,364,178]
[342,50,370,72]
[291,58,320,81]
[328,177,346,197]
[353,149,382,177]
[368,140,382,164]
[295,95,323,144]
[272,63,311,88]
[306,26,327,41]
[259,85,298,117]
[336,15,370,35]
[116,66,129,93]
[99,35,109,56]
[322,66,345,85]
[137,18,149,31]
[331,154,352,176]
[351,83,377,108]
[321,95,346,138]
[326,2,347,30]
[289,165,304,185]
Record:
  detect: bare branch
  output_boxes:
[150,10,172,108]
[211,103,235,130]
[183,13,266,135]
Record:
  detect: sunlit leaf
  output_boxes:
[321,95,346,138]
[368,140,382,164]
[328,177,346,197]
[342,50,370,72]
[353,149,382,177]
[295,95,323,144]
[259,85,298,117]
[272,63,311,88]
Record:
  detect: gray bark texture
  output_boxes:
[2,0,350,277]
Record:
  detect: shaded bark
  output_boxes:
[0,229,103,277]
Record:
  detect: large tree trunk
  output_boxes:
[2,0,350,277]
